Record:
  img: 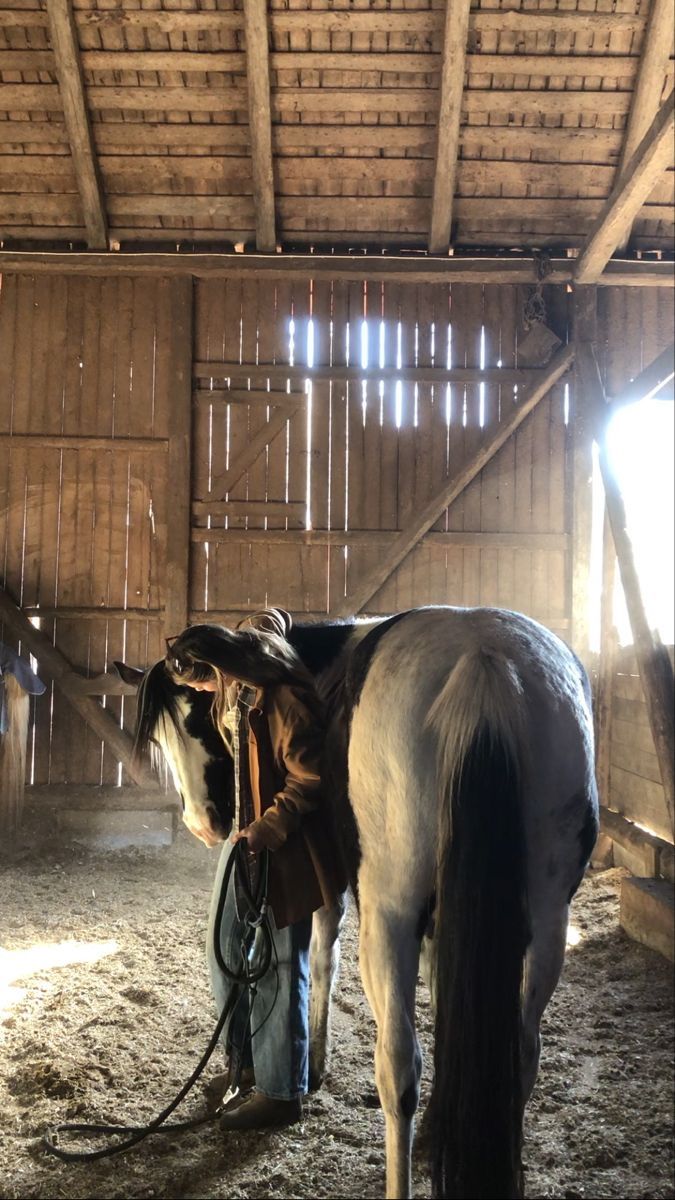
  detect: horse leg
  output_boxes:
[521,903,569,1104]
[308,893,348,1090]
[359,891,422,1200]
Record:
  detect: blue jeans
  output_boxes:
[206,840,312,1101]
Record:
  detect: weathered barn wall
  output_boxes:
[0,273,171,786]
[607,648,674,849]
[595,286,675,856]
[0,271,672,809]
[191,277,572,630]
[598,286,675,394]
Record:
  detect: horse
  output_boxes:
[118,605,598,1200]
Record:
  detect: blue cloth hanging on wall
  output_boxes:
[0,643,46,735]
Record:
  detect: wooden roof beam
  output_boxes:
[46,0,107,250]
[616,0,674,252]
[575,92,674,285]
[0,253,671,288]
[428,0,472,254]
[243,0,276,254]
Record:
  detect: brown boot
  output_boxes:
[205,1067,255,1113]
[218,1089,302,1131]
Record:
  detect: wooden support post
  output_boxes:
[164,277,193,641]
[594,508,618,809]
[570,288,597,665]
[615,0,674,252]
[46,0,108,249]
[577,341,675,835]
[0,587,158,790]
[0,674,30,841]
[243,0,276,252]
[428,0,472,253]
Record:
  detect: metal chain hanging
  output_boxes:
[522,251,553,331]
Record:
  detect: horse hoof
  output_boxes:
[308,1067,324,1093]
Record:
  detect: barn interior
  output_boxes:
[0,1,673,1198]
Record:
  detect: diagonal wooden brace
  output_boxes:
[0,587,158,790]
[336,342,575,618]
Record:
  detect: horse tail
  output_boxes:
[425,646,530,1200]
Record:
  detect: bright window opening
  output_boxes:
[590,395,674,649]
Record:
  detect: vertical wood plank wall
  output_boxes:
[0,273,169,786]
[0,273,670,793]
[609,646,674,845]
[192,277,573,633]
[596,286,675,849]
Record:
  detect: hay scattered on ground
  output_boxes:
[0,828,672,1199]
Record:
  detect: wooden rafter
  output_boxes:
[575,93,675,285]
[428,0,472,254]
[616,0,674,252]
[333,342,575,618]
[45,0,107,250]
[243,0,276,253]
[577,341,675,833]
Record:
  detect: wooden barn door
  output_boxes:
[191,275,574,639]
[0,273,181,788]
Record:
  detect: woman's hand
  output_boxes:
[230,823,267,854]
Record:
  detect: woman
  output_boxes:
[164,610,344,1131]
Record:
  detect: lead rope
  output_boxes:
[43,842,272,1163]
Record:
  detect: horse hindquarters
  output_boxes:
[427,650,530,1200]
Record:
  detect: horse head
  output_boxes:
[114,659,234,848]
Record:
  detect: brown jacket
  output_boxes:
[240,682,346,928]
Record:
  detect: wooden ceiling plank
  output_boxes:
[2,47,667,80]
[0,9,648,35]
[0,120,628,153]
[576,92,675,284]
[15,49,659,76]
[0,49,663,78]
[429,0,472,253]
[0,86,637,116]
[616,0,674,251]
[45,0,107,250]
[243,0,276,253]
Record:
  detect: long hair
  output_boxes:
[165,622,319,740]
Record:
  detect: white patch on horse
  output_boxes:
[156,698,222,847]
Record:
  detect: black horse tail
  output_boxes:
[425,647,531,1199]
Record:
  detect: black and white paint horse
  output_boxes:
[119,606,598,1200]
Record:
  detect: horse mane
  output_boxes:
[132,661,186,767]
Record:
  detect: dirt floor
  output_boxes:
[0,824,673,1200]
